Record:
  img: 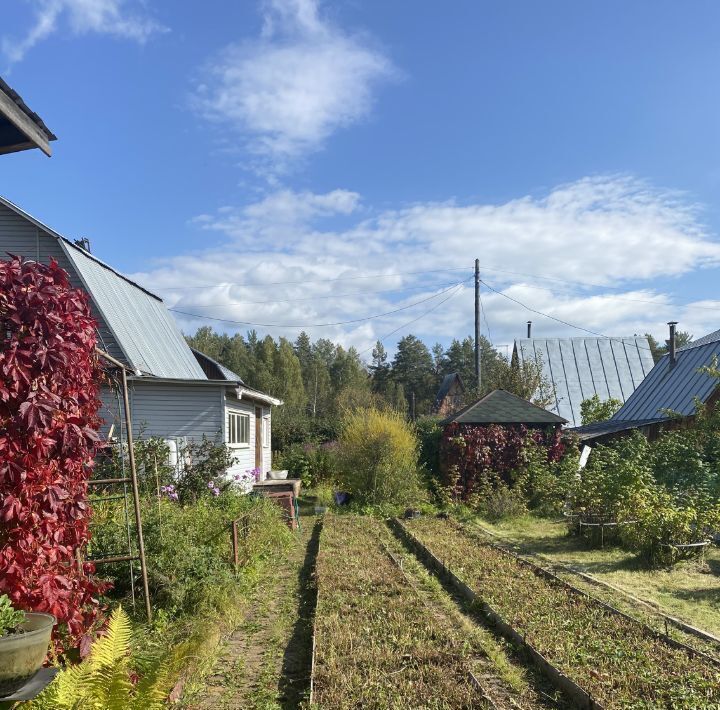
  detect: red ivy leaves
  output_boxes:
[0,256,107,651]
[441,422,565,500]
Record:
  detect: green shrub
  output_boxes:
[580,394,622,424]
[621,489,720,564]
[335,408,423,506]
[479,484,528,521]
[0,594,24,636]
[571,432,654,522]
[90,492,292,616]
[514,437,579,516]
[415,416,442,476]
[275,441,337,487]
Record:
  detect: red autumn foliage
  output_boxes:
[0,256,107,650]
[441,422,565,500]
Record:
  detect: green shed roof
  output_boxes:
[442,389,568,425]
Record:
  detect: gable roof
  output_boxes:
[514,337,655,427]
[443,389,567,425]
[611,330,720,421]
[0,195,205,380]
[0,77,56,156]
[434,372,464,409]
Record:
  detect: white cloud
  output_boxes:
[194,0,395,172]
[3,0,165,63]
[128,176,720,357]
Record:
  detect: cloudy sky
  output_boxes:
[3,0,720,357]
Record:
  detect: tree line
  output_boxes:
[186,326,547,449]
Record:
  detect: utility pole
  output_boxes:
[474,258,481,393]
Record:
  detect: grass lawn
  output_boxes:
[474,514,720,637]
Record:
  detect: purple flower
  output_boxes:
[212,487,221,497]
[168,492,179,501]
[207,480,215,489]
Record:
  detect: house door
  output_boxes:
[255,406,263,470]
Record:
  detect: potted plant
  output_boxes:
[0,595,55,696]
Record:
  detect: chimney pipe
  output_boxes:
[527,321,532,338]
[668,321,678,366]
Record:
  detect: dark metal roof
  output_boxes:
[434,372,463,409]
[515,337,655,427]
[612,332,720,421]
[569,417,664,442]
[0,77,56,156]
[680,329,720,351]
[443,389,567,425]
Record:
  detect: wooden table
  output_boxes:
[252,478,302,499]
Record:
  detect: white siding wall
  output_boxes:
[224,393,273,477]
[128,381,224,441]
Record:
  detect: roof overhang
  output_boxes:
[235,386,283,407]
[0,79,56,157]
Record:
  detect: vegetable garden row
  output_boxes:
[312,515,493,709]
[401,516,720,709]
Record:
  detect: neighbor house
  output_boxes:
[0,77,56,156]
[0,195,280,478]
[571,326,720,445]
[433,372,465,417]
[513,336,655,427]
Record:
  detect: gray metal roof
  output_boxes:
[613,333,720,421]
[0,195,206,380]
[569,417,664,442]
[191,348,244,383]
[515,337,655,427]
[61,243,206,379]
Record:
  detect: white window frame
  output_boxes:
[262,416,271,448]
[227,410,250,448]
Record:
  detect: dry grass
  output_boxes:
[476,514,720,637]
[312,515,487,709]
[406,516,720,709]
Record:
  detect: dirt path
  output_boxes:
[190,519,320,710]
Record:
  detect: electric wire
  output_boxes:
[358,281,469,356]
[170,280,461,308]
[170,280,467,329]
[481,279,655,351]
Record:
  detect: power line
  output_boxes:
[359,282,467,356]
[156,265,473,291]
[490,279,720,315]
[479,290,492,345]
[170,280,461,308]
[171,279,469,329]
[480,279,654,350]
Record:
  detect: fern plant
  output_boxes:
[28,607,171,710]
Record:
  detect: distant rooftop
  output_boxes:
[514,337,655,427]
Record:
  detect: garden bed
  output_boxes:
[404,516,720,709]
[312,515,485,709]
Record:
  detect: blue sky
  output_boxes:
[2,0,720,357]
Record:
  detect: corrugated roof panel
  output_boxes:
[614,338,720,421]
[62,244,206,380]
[515,337,654,427]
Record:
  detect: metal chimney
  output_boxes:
[527,321,532,338]
[668,321,678,366]
[74,237,91,253]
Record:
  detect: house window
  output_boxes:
[227,411,249,446]
[262,417,271,448]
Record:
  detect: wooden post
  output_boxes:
[120,367,153,623]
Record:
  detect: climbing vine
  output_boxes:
[0,256,107,650]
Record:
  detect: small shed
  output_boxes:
[440,390,567,500]
[433,372,465,416]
